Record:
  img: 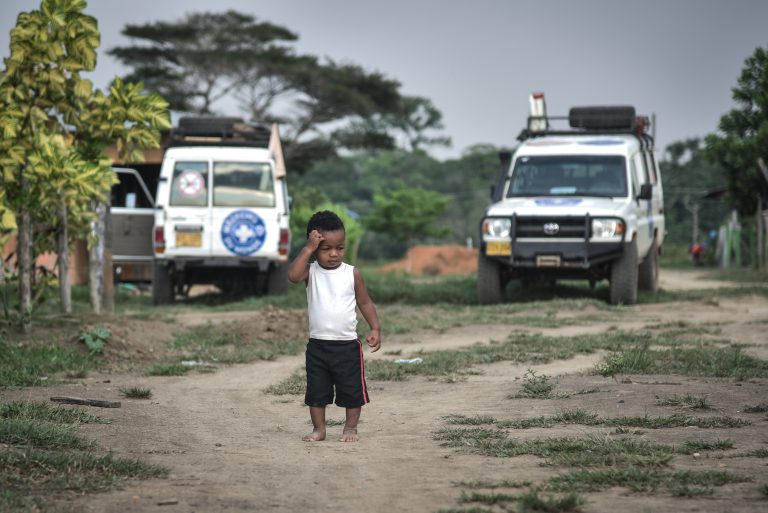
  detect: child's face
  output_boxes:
[314,229,345,269]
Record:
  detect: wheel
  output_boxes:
[266,263,289,295]
[152,260,174,305]
[609,238,638,305]
[638,237,659,292]
[477,253,506,305]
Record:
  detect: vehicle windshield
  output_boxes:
[507,155,627,198]
[213,162,275,207]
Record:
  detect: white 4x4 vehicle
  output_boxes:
[478,94,664,305]
[152,117,291,304]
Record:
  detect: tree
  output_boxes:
[706,45,768,216]
[108,11,405,171]
[0,0,170,321]
[387,96,452,151]
[365,186,449,245]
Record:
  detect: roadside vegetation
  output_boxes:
[0,401,167,511]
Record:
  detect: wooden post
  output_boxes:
[103,203,114,313]
[757,196,764,270]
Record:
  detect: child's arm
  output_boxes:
[287,230,324,283]
[353,268,381,352]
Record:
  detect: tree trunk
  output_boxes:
[89,201,105,314]
[57,194,72,314]
[17,200,33,328]
[103,202,114,313]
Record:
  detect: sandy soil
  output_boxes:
[5,269,768,513]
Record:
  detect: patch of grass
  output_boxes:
[546,468,750,495]
[454,479,532,489]
[0,448,168,495]
[656,394,711,410]
[728,448,768,458]
[145,363,189,376]
[78,326,111,354]
[119,387,152,399]
[516,489,584,512]
[170,322,306,364]
[603,414,750,430]
[459,490,519,505]
[443,414,496,426]
[265,369,305,395]
[743,403,768,413]
[760,483,768,497]
[0,418,94,450]
[435,430,675,467]
[0,401,109,424]
[679,439,734,454]
[0,340,94,387]
[595,345,768,379]
[518,369,556,398]
[436,508,495,513]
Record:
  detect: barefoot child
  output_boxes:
[287,210,381,442]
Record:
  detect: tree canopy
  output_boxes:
[706,45,768,216]
[108,10,450,171]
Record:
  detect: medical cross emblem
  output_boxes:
[221,210,267,256]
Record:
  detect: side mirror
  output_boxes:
[638,183,653,201]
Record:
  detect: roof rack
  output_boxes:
[167,116,271,148]
[517,97,654,151]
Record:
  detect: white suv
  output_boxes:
[152,117,291,304]
[478,96,664,305]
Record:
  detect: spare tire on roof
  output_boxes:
[569,106,636,130]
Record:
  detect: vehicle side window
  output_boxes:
[112,171,154,209]
[629,158,641,197]
[170,162,208,207]
[213,162,275,207]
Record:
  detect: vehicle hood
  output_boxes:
[486,197,627,218]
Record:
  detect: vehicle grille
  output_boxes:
[515,216,588,239]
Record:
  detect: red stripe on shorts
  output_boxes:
[358,339,369,403]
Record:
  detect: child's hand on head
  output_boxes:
[366,330,381,352]
[306,229,324,252]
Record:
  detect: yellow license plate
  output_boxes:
[486,241,512,256]
[176,231,202,247]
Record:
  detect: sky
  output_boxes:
[2,0,767,161]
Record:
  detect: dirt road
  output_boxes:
[7,269,768,512]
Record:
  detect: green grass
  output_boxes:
[656,394,712,410]
[595,344,768,379]
[0,418,94,450]
[145,363,189,376]
[454,479,532,489]
[678,439,734,454]
[0,401,109,425]
[546,468,750,495]
[119,387,152,399]
[439,409,750,431]
[516,489,585,512]
[265,369,305,395]
[0,449,168,495]
[743,403,768,413]
[0,340,94,387]
[169,322,306,364]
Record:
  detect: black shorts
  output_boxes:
[305,338,370,408]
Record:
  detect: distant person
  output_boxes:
[690,241,705,265]
[288,210,382,442]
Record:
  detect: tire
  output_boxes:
[266,263,289,295]
[152,260,174,305]
[477,253,506,305]
[638,237,659,292]
[609,238,638,305]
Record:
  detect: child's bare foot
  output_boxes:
[302,429,326,442]
[339,427,359,442]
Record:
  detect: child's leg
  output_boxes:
[303,406,326,442]
[340,407,361,442]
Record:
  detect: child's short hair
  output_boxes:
[307,210,345,237]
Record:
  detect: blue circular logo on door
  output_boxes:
[221,210,267,256]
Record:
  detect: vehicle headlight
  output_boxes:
[591,218,624,239]
[483,218,511,238]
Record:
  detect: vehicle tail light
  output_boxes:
[154,226,165,254]
[279,228,290,256]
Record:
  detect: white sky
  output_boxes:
[2,0,767,160]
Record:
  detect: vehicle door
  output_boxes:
[209,160,280,258]
[110,168,156,273]
[163,159,212,258]
[631,153,652,254]
[644,150,665,246]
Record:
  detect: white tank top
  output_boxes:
[307,261,358,340]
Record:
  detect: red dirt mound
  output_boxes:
[379,244,478,275]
